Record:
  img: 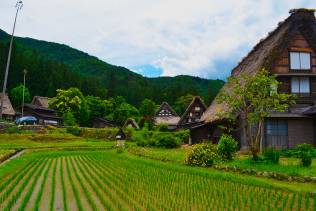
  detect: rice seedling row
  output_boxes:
[0,150,314,210]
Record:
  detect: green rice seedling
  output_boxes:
[2,159,46,211]
[65,157,84,211]
[60,158,68,211]
[18,159,52,211]
[49,159,58,211]
[69,157,98,211]
[33,159,54,211]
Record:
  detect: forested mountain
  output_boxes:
[0,29,224,106]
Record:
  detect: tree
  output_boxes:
[86,96,107,121]
[139,99,156,129]
[217,69,295,160]
[63,112,77,126]
[174,94,194,115]
[49,88,90,126]
[9,84,31,109]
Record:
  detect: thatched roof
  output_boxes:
[123,118,139,129]
[0,93,15,116]
[178,96,207,125]
[154,102,180,125]
[202,8,316,123]
[155,102,178,117]
[31,96,50,108]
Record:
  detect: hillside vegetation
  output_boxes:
[0,29,224,106]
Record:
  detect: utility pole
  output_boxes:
[21,69,27,117]
[0,1,23,119]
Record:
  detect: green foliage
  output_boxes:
[217,69,295,159]
[66,126,82,136]
[301,153,312,167]
[185,143,220,167]
[139,99,156,117]
[49,88,90,126]
[218,134,238,160]
[173,94,194,115]
[80,128,119,140]
[85,96,108,121]
[155,134,180,148]
[284,144,315,158]
[174,130,190,144]
[9,84,31,109]
[63,112,77,126]
[155,123,169,132]
[263,148,280,164]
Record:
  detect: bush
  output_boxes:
[66,126,82,136]
[217,134,238,160]
[263,148,280,164]
[80,128,118,140]
[301,152,312,167]
[185,143,219,167]
[283,143,315,158]
[155,124,169,132]
[155,134,180,148]
[63,112,77,126]
[174,130,190,144]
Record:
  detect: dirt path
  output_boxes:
[54,158,64,210]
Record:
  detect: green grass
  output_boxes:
[0,149,315,211]
[0,134,119,150]
[225,155,316,177]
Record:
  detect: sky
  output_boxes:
[0,0,315,79]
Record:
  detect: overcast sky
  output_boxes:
[0,0,315,79]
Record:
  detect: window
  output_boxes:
[265,120,288,136]
[195,106,201,111]
[291,77,310,94]
[290,52,311,70]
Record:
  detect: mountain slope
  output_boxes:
[0,29,224,106]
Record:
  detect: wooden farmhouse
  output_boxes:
[154,102,180,130]
[23,96,62,125]
[92,117,115,128]
[0,93,16,120]
[192,9,316,149]
[178,96,207,128]
[123,118,139,130]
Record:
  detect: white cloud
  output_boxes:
[0,0,315,79]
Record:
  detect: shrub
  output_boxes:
[217,134,238,160]
[155,124,169,132]
[185,143,219,167]
[63,112,77,126]
[66,126,82,136]
[174,130,190,144]
[263,147,280,164]
[155,134,180,148]
[80,128,118,140]
[283,143,315,158]
[301,152,312,167]
[5,125,22,134]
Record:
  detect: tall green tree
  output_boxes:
[139,99,156,129]
[217,69,295,160]
[49,88,90,126]
[9,84,31,109]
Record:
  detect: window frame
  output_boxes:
[290,77,311,95]
[289,51,312,72]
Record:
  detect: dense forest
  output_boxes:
[0,29,224,106]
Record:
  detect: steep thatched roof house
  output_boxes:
[178,96,207,128]
[154,102,180,130]
[0,93,16,120]
[193,9,316,149]
[24,96,62,125]
[31,96,50,108]
[123,118,139,129]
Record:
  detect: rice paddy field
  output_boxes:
[0,150,315,211]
